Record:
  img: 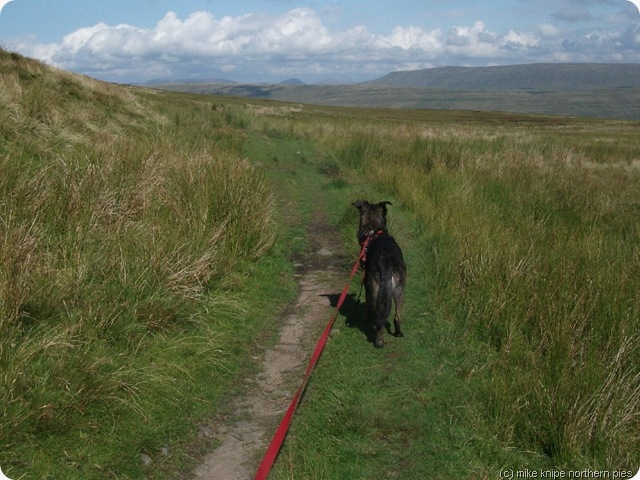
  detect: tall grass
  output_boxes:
[1,49,277,477]
[311,118,640,468]
[185,96,640,470]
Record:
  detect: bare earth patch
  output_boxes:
[193,212,346,479]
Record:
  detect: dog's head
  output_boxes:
[352,200,392,241]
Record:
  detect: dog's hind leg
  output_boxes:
[375,316,386,348]
[365,280,377,323]
[392,304,403,338]
[374,280,393,348]
[391,277,405,338]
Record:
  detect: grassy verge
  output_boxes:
[0,50,296,479]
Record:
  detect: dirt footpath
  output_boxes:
[193,213,346,480]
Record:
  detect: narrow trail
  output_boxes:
[193,211,347,480]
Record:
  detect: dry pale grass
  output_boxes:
[1,48,278,474]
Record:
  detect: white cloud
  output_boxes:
[503,29,539,49]
[9,7,640,83]
[446,21,502,57]
[380,26,443,52]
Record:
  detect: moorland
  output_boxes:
[151,63,640,120]
[1,48,639,478]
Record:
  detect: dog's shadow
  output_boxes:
[321,291,388,346]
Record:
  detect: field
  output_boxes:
[1,49,639,478]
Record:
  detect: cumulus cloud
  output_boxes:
[10,7,640,83]
[378,25,443,52]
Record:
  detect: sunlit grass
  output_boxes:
[213,99,639,473]
[0,49,279,478]
[308,118,640,468]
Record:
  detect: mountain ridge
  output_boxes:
[367,63,640,91]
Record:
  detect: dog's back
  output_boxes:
[353,200,406,348]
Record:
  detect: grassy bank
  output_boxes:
[0,50,293,478]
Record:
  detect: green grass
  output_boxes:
[0,49,291,479]
[236,102,639,475]
[306,117,640,472]
[1,47,639,478]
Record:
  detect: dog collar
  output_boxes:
[360,229,385,245]
[360,228,384,243]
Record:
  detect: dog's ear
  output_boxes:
[352,200,369,211]
[379,201,393,215]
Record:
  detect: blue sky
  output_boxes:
[1,0,639,84]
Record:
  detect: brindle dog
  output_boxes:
[353,200,407,348]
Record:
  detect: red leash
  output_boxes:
[254,237,370,480]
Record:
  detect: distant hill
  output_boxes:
[369,63,640,90]
[280,78,306,85]
[148,63,640,120]
[144,77,237,86]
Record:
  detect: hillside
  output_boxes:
[0,48,286,479]
[369,63,640,90]
[150,63,640,120]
